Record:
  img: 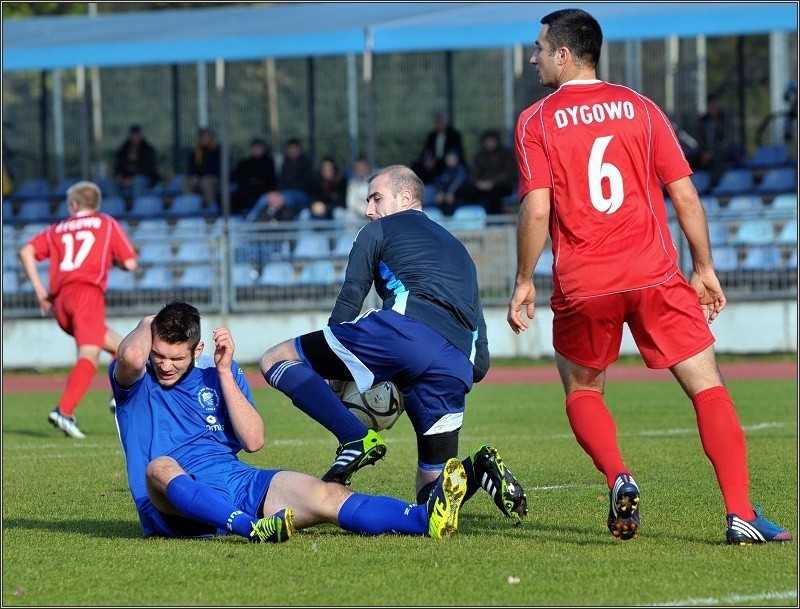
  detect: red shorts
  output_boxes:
[52,283,108,348]
[551,272,715,370]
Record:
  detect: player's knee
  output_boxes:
[145,456,181,486]
[260,340,298,375]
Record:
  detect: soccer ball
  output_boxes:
[337,380,405,431]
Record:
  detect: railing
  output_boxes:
[3,203,797,319]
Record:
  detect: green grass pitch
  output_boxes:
[2,378,796,606]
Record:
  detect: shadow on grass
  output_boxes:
[2,428,56,438]
[4,517,143,539]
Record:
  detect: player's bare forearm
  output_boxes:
[115,316,154,385]
[214,327,265,451]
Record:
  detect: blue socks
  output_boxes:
[265,360,367,444]
[166,474,256,538]
[338,493,428,536]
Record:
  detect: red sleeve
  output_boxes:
[515,98,553,200]
[107,216,138,263]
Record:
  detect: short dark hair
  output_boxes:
[152,300,201,351]
[541,8,603,68]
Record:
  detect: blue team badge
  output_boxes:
[197,387,219,411]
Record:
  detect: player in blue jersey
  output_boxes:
[260,164,528,523]
[110,300,468,542]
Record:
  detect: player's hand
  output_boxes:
[212,327,235,369]
[36,293,53,317]
[690,271,726,323]
[507,281,536,334]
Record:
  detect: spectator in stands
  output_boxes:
[278,138,314,198]
[245,190,296,224]
[459,130,518,215]
[412,111,464,185]
[307,199,334,228]
[18,181,138,439]
[697,94,741,185]
[345,156,372,221]
[433,150,470,216]
[309,157,348,215]
[182,127,222,207]
[109,124,160,199]
[230,138,276,217]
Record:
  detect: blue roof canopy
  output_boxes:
[3,2,797,72]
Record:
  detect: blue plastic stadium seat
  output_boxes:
[3,246,19,269]
[18,222,48,244]
[741,245,783,270]
[3,223,17,245]
[3,270,19,293]
[168,193,204,217]
[172,217,209,237]
[13,178,51,200]
[163,174,186,197]
[707,221,729,246]
[700,195,721,216]
[129,194,166,219]
[787,248,798,270]
[423,207,445,223]
[174,240,213,264]
[690,170,711,195]
[765,193,797,218]
[131,218,171,242]
[711,169,755,197]
[3,199,14,223]
[297,260,337,285]
[450,204,487,230]
[731,219,775,246]
[177,264,215,288]
[756,167,797,195]
[331,233,356,258]
[138,266,174,290]
[712,246,739,272]
[53,177,79,197]
[534,249,554,276]
[258,261,295,286]
[106,267,136,291]
[16,199,52,223]
[292,232,331,260]
[232,262,258,287]
[776,219,797,245]
[747,144,790,169]
[281,189,311,211]
[138,241,174,265]
[724,194,764,217]
[101,194,128,218]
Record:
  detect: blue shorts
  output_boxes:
[296,308,473,437]
[137,459,280,538]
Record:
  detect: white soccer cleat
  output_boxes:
[48,407,86,439]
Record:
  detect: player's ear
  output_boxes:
[194,341,204,358]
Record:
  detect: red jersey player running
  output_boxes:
[19,180,138,439]
[508,8,791,545]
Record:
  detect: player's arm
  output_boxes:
[212,327,265,452]
[114,315,154,387]
[664,176,726,322]
[329,240,373,325]
[507,188,551,333]
[472,290,490,383]
[18,243,51,317]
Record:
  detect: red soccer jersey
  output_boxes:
[27,211,137,297]
[515,80,692,298]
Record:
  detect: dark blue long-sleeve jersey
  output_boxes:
[329,209,490,382]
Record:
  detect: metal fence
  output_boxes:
[3,33,797,190]
[3,196,796,320]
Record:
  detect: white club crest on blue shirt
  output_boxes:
[197,387,219,411]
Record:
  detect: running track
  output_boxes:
[2,361,796,393]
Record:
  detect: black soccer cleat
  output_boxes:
[321,429,387,486]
